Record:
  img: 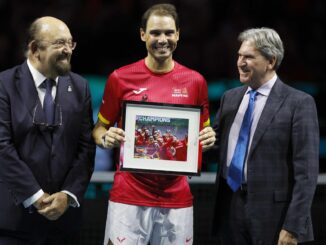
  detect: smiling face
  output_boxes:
[31,17,74,78]
[237,40,276,89]
[140,14,179,65]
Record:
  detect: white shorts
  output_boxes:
[103,201,193,245]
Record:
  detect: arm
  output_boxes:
[282,95,319,239]
[93,71,125,149]
[59,80,96,204]
[197,74,216,151]
[93,120,125,148]
[0,77,42,205]
[39,80,96,220]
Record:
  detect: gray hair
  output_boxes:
[24,17,43,58]
[238,27,284,70]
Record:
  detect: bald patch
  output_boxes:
[40,23,51,32]
[39,22,67,32]
[36,16,68,33]
[31,16,72,43]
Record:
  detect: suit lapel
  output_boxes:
[221,86,248,165]
[55,74,73,109]
[52,75,72,145]
[248,79,287,156]
[16,62,52,146]
[16,61,39,117]
[225,86,248,145]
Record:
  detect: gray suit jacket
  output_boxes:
[213,78,319,243]
[0,61,96,237]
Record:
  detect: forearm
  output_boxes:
[62,105,96,200]
[0,86,42,202]
[93,121,108,146]
[283,95,319,238]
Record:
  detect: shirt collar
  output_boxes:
[247,73,277,97]
[27,59,59,88]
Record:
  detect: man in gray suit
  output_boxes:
[213,28,319,245]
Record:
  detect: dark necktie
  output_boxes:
[43,79,55,125]
[227,90,257,192]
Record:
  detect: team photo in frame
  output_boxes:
[120,101,202,176]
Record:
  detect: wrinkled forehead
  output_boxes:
[238,40,259,53]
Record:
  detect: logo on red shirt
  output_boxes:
[133,88,147,94]
[172,87,188,98]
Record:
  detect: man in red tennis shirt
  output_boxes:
[92,3,216,245]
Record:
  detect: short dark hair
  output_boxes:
[140,3,179,31]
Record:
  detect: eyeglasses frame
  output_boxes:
[32,103,63,131]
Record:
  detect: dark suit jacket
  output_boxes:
[0,61,95,237]
[213,79,319,243]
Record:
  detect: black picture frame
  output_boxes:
[120,100,202,176]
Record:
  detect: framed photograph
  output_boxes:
[120,101,202,176]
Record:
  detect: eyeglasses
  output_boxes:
[39,39,77,50]
[32,103,62,131]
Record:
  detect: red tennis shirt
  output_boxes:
[98,59,210,208]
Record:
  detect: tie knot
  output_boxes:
[42,79,55,90]
[249,90,257,101]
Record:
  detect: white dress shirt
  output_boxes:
[226,74,277,182]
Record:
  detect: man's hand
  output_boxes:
[199,126,216,151]
[278,229,297,245]
[102,127,125,148]
[37,192,70,221]
[33,193,50,210]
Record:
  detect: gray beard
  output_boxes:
[54,62,71,76]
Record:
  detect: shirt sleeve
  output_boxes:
[198,76,210,127]
[61,190,79,207]
[98,71,121,127]
[23,189,44,208]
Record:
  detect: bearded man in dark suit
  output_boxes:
[0,16,95,244]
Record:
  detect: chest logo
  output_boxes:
[133,88,147,94]
[172,87,188,98]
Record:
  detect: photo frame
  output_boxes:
[120,101,202,176]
